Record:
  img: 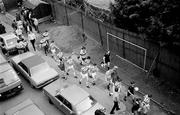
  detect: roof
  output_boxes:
[0,54,7,64]
[21,55,45,69]
[4,99,44,115]
[0,63,11,73]
[61,85,90,106]
[0,33,17,41]
[23,0,48,9]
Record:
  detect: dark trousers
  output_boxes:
[44,45,48,55]
[30,39,36,51]
[110,101,120,114]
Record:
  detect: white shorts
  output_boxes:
[90,72,97,78]
[67,65,74,70]
[80,72,88,79]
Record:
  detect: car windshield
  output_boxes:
[30,62,49,76]
[75,96,96,114]
[6,37,17,46]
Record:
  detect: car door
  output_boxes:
[55,94,75,115]
[18,62,31,81]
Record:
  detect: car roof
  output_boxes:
[0,54,7,64]
[61,85,90,106]
[0,33,18,40]
[0,63,12,73]
[21,55,45,69]
[5,99,44,115]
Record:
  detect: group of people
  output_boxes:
[10,6,40,53]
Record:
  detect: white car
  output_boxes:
[10,52,59,88]
[4,99,45,115]
[0,53,23,99]
[43,80,105,115]
[0,33,18,55]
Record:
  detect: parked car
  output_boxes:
[0,33,18,55]
[4,99,45,115]
[0,53,23,99]
[10,52,59,88]
[43,80,105,115]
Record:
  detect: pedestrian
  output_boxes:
[15,13,21,21]
[131,98,141,115]
[105,68,114,91]
[57,58,67,79]
[0,23,6,34]
[124,81,136,101]
[15,28,23,39]
[110,85,120,114]
[28,31,36,51]
[49,40,59,58]
[79,46,87,65]
[79,65,90,88]
[40,38,48,56]
[84,56,91,66]
[11,20,17,30]
[66,55,77,78]
[111,66,120,84]
[88,63,99,85]
[32,18,39,33]
[103,51,111,70]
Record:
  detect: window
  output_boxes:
[56,95,72,110]
[75,96,96,114]
[18,62,30,76]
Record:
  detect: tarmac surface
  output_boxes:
[0,9,178,115]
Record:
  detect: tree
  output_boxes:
[111,0,180,45]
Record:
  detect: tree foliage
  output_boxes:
[111,0,180,44]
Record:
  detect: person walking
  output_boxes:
[105,68,114,91]
[110,85,120,114]
[88,63,99,85]
[103,51,111,70]
[11,20,17,30]
[57,58,67,79]
[41,38,48,56]
[66,55,77,78]
[28,31,36,51]
[79,65,90,88]
[49,40,59,58]
[79,46,87,65]
[32,18,39,33]
[124,81,136,101]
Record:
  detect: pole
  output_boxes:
[64,0,69,25]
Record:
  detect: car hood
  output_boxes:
[31,68,58,86]
[0,69,20,87]
[82,103,104,115]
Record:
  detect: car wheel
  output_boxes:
[48,98,53,104]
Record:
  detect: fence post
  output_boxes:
[122,32,125,58]
[97,21,103,46]
[80,11,84,33]
[64,4,69,25]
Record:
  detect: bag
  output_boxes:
[95,109,105,115]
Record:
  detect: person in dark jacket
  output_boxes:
[0,23,6,34]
